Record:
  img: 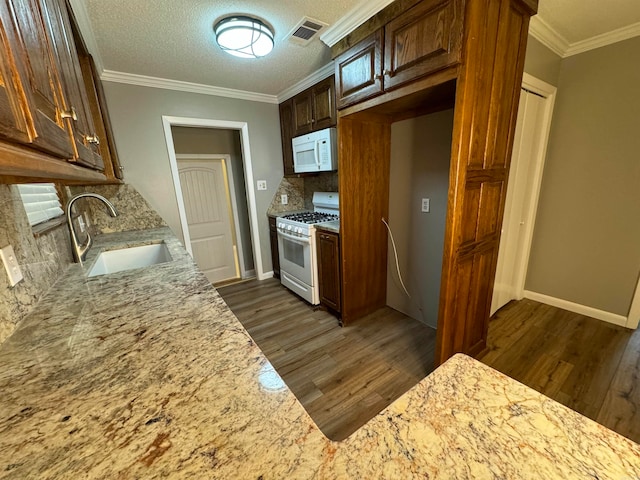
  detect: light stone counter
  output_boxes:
[0,227,639,479]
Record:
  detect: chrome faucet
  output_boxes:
[66,193,118,264]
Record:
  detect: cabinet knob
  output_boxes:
[60,107,77,121]
[85,134,100,145]
[383,69,394,77]
[374,74,383,81]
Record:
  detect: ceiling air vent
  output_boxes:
[289,17,329,45]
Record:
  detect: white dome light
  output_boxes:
[214,16,274,59]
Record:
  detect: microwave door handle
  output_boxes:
[315,140,321,170]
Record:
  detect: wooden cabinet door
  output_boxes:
[2,0,75,158]
[292,90,313,137]
[268,216,280,278]
[0,9,32,145]
[311,76,336,130]
[317,230,341,312]
[278,98,295,177]
[335,29,383,109]
[40,0,102,170]
[384,0,463,91]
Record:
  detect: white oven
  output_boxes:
[277,229,318,304]
[276,192,339,305]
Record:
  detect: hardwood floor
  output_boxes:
[481,298,640,444]
[217,278,437,441]
[219,278,640,445]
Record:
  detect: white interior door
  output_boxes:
[178,158,240,284]
[491,85,552,315]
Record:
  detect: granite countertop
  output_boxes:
[315,220,340,233]
[1,227,639,479]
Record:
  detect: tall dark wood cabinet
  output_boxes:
[332,0,537,365]
[317,229,341,314]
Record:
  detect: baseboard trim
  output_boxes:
[523,290,628,328]
[258,270,274,281]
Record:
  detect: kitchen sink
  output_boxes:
[87,242,172,277]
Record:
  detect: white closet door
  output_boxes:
[491,90,547,315]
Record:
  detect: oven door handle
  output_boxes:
[277,230,311,245]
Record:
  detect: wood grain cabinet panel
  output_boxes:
[1,0,75,159]
[0,18,31,145]
[268,216,280,279]
[335,30,383,109]
[384,0,463,91]
[311,76,336,130]
[278,98,295,177]
[292,89,314,137]
[40,0,102,170]
[317,230,341,313]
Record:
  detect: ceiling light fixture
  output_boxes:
[214,16,274,59]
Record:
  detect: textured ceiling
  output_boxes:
[84,0,640,97]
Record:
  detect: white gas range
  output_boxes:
[276,192,339,305]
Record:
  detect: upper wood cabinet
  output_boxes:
[335,30,384,109]
[335,0,463,109]
[278,98,295,176]
[0,0,76,159]
[292,76,336,137]
[279,75,337,177]
[384,0,463,91]
[40,0,102,170]
[0,0,115,183]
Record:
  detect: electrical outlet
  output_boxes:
[421,198,430,213]
[257,180,267,190]
[281,194,288,205]
[0,245,24,287]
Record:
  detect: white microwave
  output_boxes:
[291,127,337,173]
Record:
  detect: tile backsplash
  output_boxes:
[0,185,73,343]
[267,172,339,214]
[0,183,166,344]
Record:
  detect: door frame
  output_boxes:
[162,116,267,280]
[176,154,248,279]
[505,73,557,301]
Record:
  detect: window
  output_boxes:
[17,183,64,226]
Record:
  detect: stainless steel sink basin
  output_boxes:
[87,243,172,277]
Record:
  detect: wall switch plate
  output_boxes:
[421,198,430,213]
[281,194,288,205]
[0,245,24,287]
[257,180,267,190]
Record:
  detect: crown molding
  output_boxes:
[277,62,335,102]
[320,0,395,47]
[67,0,104,73]
[530,15,640,59]
[529,16,569,58]
[100,70,279,104]
[564,21,640,57]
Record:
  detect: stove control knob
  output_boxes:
[278,223,283,229]
[296,227,302,234]
[287,225,292,231]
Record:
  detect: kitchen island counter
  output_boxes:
[0,228,638,479]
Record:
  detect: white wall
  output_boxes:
[387,109,454,328]
[101,82,282,273]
